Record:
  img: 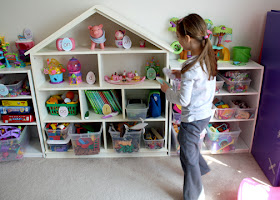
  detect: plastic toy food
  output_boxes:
[88,24,106,50]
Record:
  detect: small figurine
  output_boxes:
[67,57,82,85]
[88,24,106,50]
[15,28,35,64]
[115,30,125,48]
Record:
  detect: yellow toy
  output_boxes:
[43,58,66,84]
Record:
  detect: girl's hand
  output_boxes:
[160,82,170,93]
[172,70,181,79]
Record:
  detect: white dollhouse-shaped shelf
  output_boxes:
[26,5,173,158]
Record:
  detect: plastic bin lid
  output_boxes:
[127,103,147,109]
[47,135,71,144]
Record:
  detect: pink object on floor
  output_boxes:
[238,178,280,200]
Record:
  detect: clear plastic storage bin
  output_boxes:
[205,123,241,154]
[47,135,71,152]
[220,73,251,93]
[0,126,29,162]
[70,125,102,155]
[109,126,141,153]
[216,74,224,93]
[126,100,148,120]
[213,98,236,120]
[229,100,256,119]
[0,74,26,97]
[143,128,165,150]
[45,123,72,140]
[172,111,181,124]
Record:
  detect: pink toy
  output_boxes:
[115,30,125,48]
[88,24,106,50]
[238,178,280,200]
[67,57,82,85]
[56,38,75,51]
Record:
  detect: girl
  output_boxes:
[161,14,217,200]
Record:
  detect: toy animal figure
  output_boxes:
[115,30,125,48]
[88,24,106,50]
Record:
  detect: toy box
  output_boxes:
[109,126,141,153]
[70,124,102,155]
[0,106,31,115]
[0,126,29,162]
[0,74,26,97]
[229,100,256,119]
[45,123,71,140]
[213,97,236,120]
[143,128,165,150]
[220,72,251,93]
[126,99,148,120]
[205,123,241,154]
[47,135,71,152]
[2,100,28,107]
[172,111,181,125]
[1,114,35,123]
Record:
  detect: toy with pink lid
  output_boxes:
[67,57,82,85]
[43,58,66,84]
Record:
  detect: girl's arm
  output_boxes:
[165,78,194,107]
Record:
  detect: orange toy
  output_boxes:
[66,91,75,100]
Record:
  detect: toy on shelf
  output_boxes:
[88,24,106,50]
[15,28,35,65]
[168,18,191,62]
[115,30,125,48]
[232,46,251,65]
[56,37,75,51]
[231,100,255,119]
[67,57,82,85]
[204,19,213,39]
[0,74,26,97]
[86,71,96,85]
[0,36,10,53]
[139,40,145,48]
[46,92,79,117]
[220,71,251,93]
[145,57,160,80]
[21,78,30,95]
[0,126,21,140]
[3,53,26,68]
[0,105,31,115]
[2,114,35,123]
[212,25,232,61]
[104,70,145,85]
[43,58,66,84]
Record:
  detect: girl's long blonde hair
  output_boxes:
[176,14,217,80]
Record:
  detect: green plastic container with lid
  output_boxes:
[232,46,251,63]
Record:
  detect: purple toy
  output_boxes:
[0,126,21,140]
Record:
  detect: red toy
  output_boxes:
[2,114,35,123]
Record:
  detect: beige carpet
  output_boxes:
[0,153,269,200]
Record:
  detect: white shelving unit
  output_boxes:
[0,66,45,157]
[26,5,173,158]
[168,60,264,155]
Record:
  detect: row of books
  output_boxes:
[85,90,122,115]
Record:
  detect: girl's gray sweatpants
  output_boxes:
[178,117,211,200]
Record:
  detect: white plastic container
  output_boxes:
[220,73,251,93]
[172,111,181,125]
[45,123,72,140]
[205,123,241,154]
[213,97,236,120]
[143,128,165,150]
[229,100,256,119]
[126,100,148,120]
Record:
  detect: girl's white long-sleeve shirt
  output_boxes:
[166,60,216,123]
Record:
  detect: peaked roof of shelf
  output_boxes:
[26,5,173,55]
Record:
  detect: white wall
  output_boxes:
[1,0,280,61]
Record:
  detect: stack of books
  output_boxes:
[85,90,122,114]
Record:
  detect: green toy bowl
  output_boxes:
[232,46,251,63]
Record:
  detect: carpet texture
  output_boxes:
[0,153,269,200]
